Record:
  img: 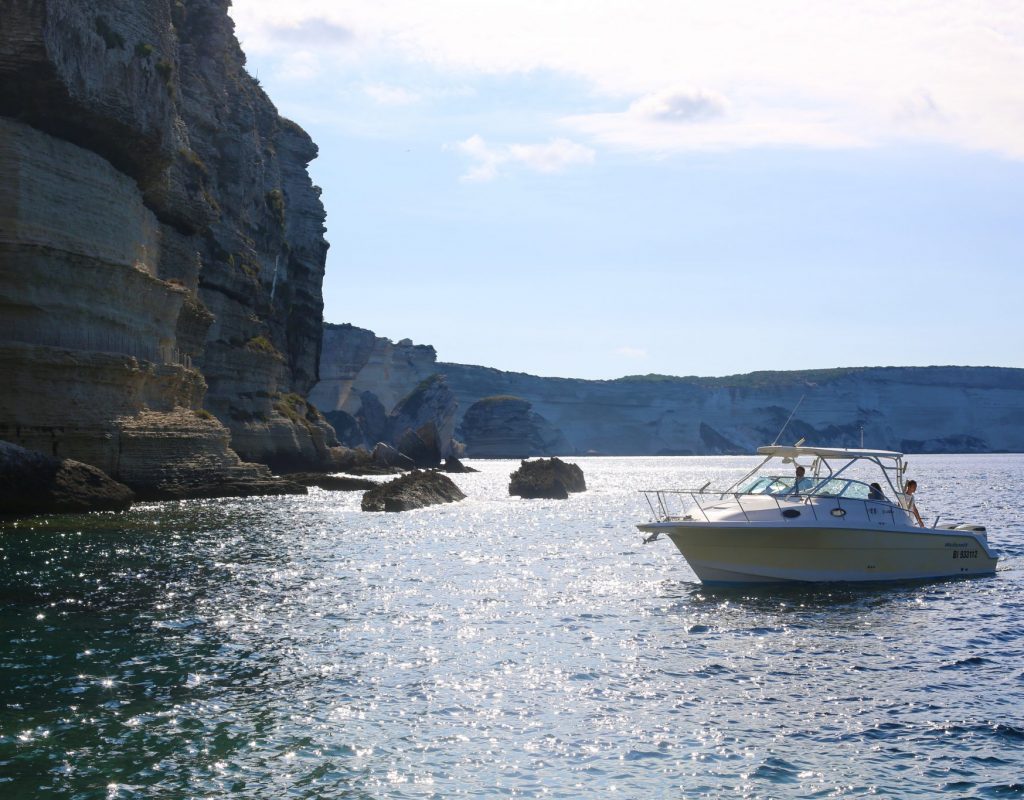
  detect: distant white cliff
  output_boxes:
[311,323,1024,455]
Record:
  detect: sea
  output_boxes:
[2,455,1023,799]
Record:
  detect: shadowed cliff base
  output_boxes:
[0,441,133,516]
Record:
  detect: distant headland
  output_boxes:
[311,323,1024,458]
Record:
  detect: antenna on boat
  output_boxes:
[771,394,805,446]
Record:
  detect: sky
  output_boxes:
[228,1,1024,380]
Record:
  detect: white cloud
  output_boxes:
[508,139,595,173]
[562,104,869,154]
[452,135,595,181]
[264,17,353,46]
[629,89,728,123]
[277,51,322,81]
[361,83,476,106]
[364,84,421,106]
[230,0,1024,159]
[453,134,503,181]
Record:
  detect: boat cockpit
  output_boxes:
[737,475,890,502]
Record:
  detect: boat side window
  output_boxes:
[839,481,870,500]
[814,478,847,497]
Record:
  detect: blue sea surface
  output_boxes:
[1,455,1023,798]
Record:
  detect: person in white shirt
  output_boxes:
[903,479,924,526]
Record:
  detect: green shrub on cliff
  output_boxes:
[274,393,322,429]
[245,336,282,358]
[171,1,187,28]
[616,367,867,389]
[180,147,208,175]
[477,395,526,406]
[228,253,259,278]
[155,60,174,88]
[265,189,286,229]
[95,17,125,50]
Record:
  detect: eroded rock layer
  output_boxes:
[0,0,333,493]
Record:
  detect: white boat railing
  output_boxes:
[640,487,906,528]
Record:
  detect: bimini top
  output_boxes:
[757,445,904,461]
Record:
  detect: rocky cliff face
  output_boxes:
[311,323,437,416]
[313,324,1024,455]
[311,323,445,455]
[439,365,1024,455]
[460,396,572,458]
[0,0,333,490]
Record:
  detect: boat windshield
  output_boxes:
[735,476,887,502]
[736,476,793,494]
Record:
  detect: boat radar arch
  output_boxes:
[756,445,904,461]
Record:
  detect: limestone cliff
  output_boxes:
[311,323,437,416]
[311,322,446,455]
[461,396,572,458]
[0,0,332,492]
[313,324,1024,455]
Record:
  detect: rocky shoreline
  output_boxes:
[0,441,134,516]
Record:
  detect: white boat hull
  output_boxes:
[637,522,998,584]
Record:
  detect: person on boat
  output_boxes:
[903,479,925,526]
[791,465,811,494]
[868,482,886,502]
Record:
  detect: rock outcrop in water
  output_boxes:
[287,473,377,492]
[0,0,334,496]
[509,458,586,500]
[442,456,478,474]
[313,323,1024,455]
[360,470,466,512]
[385,375,459,467]
[0,440,134,515]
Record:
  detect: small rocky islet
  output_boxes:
[360,470,467,513]
[509,457,587,500]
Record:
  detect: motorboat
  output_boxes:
[637,445,998,584]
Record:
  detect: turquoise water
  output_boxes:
[2,455,1023,798]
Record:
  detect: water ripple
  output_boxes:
[1,455,1023,797]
